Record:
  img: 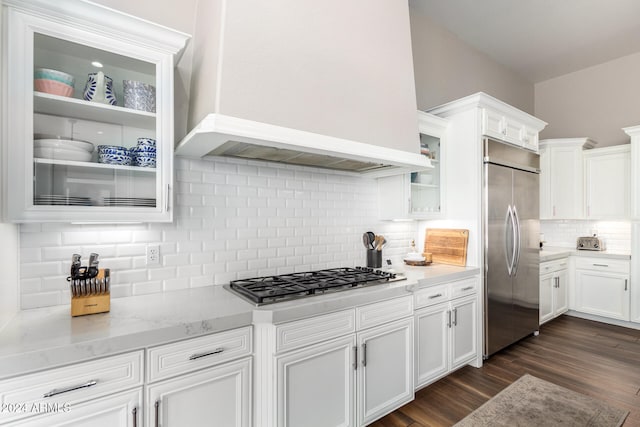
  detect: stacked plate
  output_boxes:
[34,137,94,162]
[103,197,156,207]
[34,195,92,206]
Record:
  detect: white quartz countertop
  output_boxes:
[540,246,631,262]
[0,264,480,379]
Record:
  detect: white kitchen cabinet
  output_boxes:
[539,138,596,219]
[584,145,631,219]
[276,336,356,427]
[255,296,414,427]
[539,259,569,324]
[378,112,447,220]
[575,258,630,321]
[357,318,413,426]
[414,277,479,389]
[146,357,252,427]
[481,107,539,151]
[2,0,189,222]
[7,389,142,427]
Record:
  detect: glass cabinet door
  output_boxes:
[3,0,189,222]
[409,134,442,216]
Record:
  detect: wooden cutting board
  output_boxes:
[423,229,469,266]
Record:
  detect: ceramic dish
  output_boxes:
[136,137,156,148]
[98,152,132,165]
[129,145,156,153]
[34,79,74,97]
[133,155,156,168]
[34,68,75,86]
[123,80,156,112]
[35,138,94,152]
[34,147,92,162]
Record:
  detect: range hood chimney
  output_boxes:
[175,0,431,176]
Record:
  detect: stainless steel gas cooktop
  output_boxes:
[226,266,406,305]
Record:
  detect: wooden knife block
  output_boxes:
[71,269,111,317]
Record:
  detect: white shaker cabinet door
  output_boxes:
[7,389,141,427]
[275,335,356,427]
[145,357,251,427]
[554,269,569,316]
[357,318,414,426]
[575,271,629,321]
[539,273,555,324]
[450,296,478,370]
[584,146,630,219]
[414,303,449,388]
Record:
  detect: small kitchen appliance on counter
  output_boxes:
[577,235,605,251]
[226,266,406,305]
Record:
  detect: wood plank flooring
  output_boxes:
[370,315,640,427]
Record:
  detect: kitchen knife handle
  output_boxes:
[428,293,443,299]
[43,380,97,398]
[453,308,458,326]
[189,348,224,360]
[132,407,138,427]
[154,400,160,427]
[362,343,367,367]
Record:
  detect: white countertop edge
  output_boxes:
[0,265,481,379]
[541,246,631,262]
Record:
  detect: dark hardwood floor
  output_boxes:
[371,315,640,426]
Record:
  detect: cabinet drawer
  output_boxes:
[450,278,479,299]
[147,326,252,383]
[0,351,143,424]
[276,310,355,353]
[574,257,630,274]
[414,284,449,309]
[540,259,568,274]
[356,295,413,330]
[482,108,504,140]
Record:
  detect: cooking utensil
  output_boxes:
[376,235,386,251]
[88,253,99,278]
[362,233,371,249]
[366,231,376,249]
[71,254,81,278]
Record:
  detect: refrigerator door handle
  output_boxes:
[512,205,521,276]
[505,205,515,276]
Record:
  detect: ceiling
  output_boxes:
[409,0,640,83]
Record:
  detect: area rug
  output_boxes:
[454,374,629,427]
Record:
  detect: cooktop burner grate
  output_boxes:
[228,267,400,305]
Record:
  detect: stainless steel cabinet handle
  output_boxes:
[453,308,458,326]
[428,293,443,299]
[362,343,367,367]
[593,264,609,268]
[43,380,98,398]
[447,310,452,328]
[155,400,160,427]
[512,205,521,276]
[165,184,170,212]
[189,348,224,360]
[132,407,138,427]
[353,346,358,370]
[625,279,628,291]
[461,286,474,291]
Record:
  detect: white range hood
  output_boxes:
[174,0,430,176]
[175,114,432,176]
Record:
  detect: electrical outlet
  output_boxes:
[146,244,160,266]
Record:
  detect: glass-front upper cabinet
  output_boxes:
[2,0,189,222]
[378,111,448,220]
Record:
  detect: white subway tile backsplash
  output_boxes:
[541,220,631,251]
[19,157,419,308]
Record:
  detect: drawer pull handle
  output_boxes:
[43,379,98,398]
[189,348,224,360]
[428,293,443,299]
[592,264,609,267]
[461,286,474,291]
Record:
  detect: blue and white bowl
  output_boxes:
[134,154,156,168]
[99,152,132,165]
[130,145,156,154]
[137,138,156,148]
[98,145,128,155]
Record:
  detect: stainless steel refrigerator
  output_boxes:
[483,138,540,357]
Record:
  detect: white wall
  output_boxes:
[19,157,416,309]
[0,224,19,330]
[189,0,421,153]
[535,52,640,147]
[409,10,534,114]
